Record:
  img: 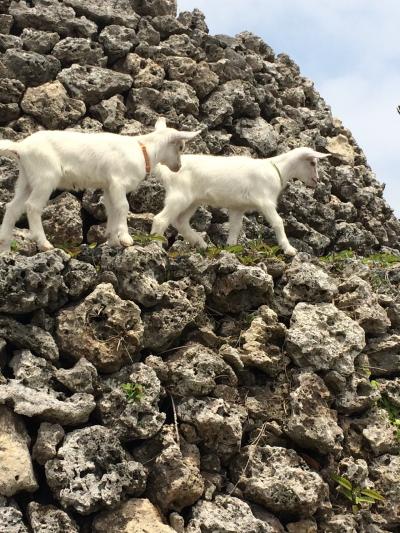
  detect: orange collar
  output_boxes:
[139,142,151,176]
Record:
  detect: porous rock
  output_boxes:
[370,455,400,528]
[0,406,38,497]
[32,422,65,465]
[0,501,29,533]
[56,283,143,372]
[2,48,60,87]
[45,425,147,515]
[55,357,98,394]
[42,191,83,245]
[28,502,79,532]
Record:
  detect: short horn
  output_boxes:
[174,130,202,141]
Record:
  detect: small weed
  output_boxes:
[378,395,400,440]
[362,252,400,268]
[131,232,166,246]
[10,239,19,252]
[331,474,384,513]
[201,239,284,265]
[370,380,379,390]
[56,243,83,258]
[121,382,145,403]
[319,249,355,264]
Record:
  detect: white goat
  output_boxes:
[152,147,330,256]
[0,118,200,252]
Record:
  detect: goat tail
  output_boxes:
[0,139,19,159]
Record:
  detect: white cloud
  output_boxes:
[177,0,400,214]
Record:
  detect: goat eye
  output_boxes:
[310,161,316,167]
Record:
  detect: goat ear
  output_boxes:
[310,151,331,159]
[174,130,202,141]
[155,117,167,130]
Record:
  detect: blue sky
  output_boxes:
[178,0,400,216]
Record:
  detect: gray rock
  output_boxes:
[365,334,400,376]
[9,349,54,389]
[56,283,143,372]
[131,0,177,17]
[0,503,29,533]
[146,343,237,397]
[99,25,138,60]
[2,49,60,87]
[233,117,278,156]
[361,407,399,455]
[32,422,65,465]
[177,397,245,458]
[286,303,365,376]
[0,406,38,496]
[41,191,83,245]
[89,94,126,131]
[133,425,203,513]
[0,34,22,52]
[98,362,166,441]
[63,258,98,300]
[65,0,140,27]
[370,455,400,528]
[142,279,205,351]
[52,37,105,67]
[230,445,330,516]
[0,102,20,124]
[320,515,358,533]
[55,358,98,394]
[159,80,199,115]
[0,14,13,34]
[82,189,107,221]
[128,176,166,213]
[27,502,79,533]
[57,64,132,105]
[0,78,25,104]
[20,28,60,54]
[45,425,147,514]
[0,317,59,362]
[186,495,280,533]
[285,371,343,454]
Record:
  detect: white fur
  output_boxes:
[152,147,330,256]
[0,118,200,251]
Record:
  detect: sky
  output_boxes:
[177,0,400,216]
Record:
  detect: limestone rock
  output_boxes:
[98,362,165,441]
[52,37,105,67]
[45,425,147,514]
[21,81,86,129]
[57,64,132,105]
[365,334,400,376]
[27,502,79,533]
[99,25,138,60]
[186,495,281,533]
[41,191,83,244]
[20,28,60,54]
[65,0,140,27]
[56,283,143,372]
[361,407,399,456]
[55,357,98,394]
[131,0,177,17]
[32,422,65,465]
[233,116,278,156]
[0,249,69,314]
[230,445,330,516]
[286,302,365,376]
[0,406,38,496]
[63,258,98,300]
[89,94,126,131]
[2,49,60,87]
[370,455,400,528]
[0,502,29,533]
[92,498,175,533]
[326,134,355,165]
[0,78,25,104]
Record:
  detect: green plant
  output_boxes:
[10,239,19,252]
[121,382,145,403]
[131,232,166,246]
[319,249,355,264]
[331,474,384,513]
[362,252,400,268]
[201,239,285,265]
[378,395,400,440]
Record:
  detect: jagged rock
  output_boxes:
[208,255,273,313]
[10,0,98,37]
[65,0,140,27]
[186,495,281,533]
[32,422,65,465]
[99,25,138,60]
[131,0,177,17]
[57,64,132,105]
[335,221,379,253]
[89,94,126,131]
[230,445,330,516]
[52,37,105,67]
[335,276,390,336]
[45,425,147,514]
[41,191,83,245]
[98,362,165,441]
[337,457,370,488]
[2,49,60,87]
[0,14,13,33]
[146,343,237,397]
[142,279,205,351]
[0,102,20,123]
[82,189,107,221]
[92,498,175,533]
[326,134,355,165]
[129,56,165,89]
[320,515,358,533]
[20,28,60,54]
[365,334,400,377]
[286,303,365,376]
[0,406,38,496]
[360,407,399,456]
[286,519,317,533]
[56,283,143,372]
[0,317,59,362]
[133,426,203,513]
[370,455,400,528]
[55,358,98,394]
[0,34,22,52]
[0,249,69,314]
[0,501,29,533]
[233,117,278,156]
[285,371,343,454]
[27,502,79,533]
[0,78,25,103]
[21,80,86,129]
[177,397,245,458]
[159,80,199,115]
[63,258,98,300]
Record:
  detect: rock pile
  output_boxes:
[0,0,400,531]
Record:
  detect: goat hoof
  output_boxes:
[284,245,297,257]
[38,241,54,252]
[120,235,134,247]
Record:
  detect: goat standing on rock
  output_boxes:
[0,118,200,252]
[152,146,330,256]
